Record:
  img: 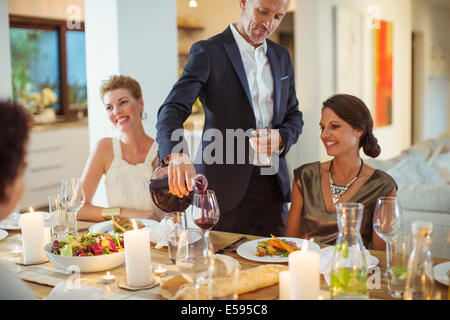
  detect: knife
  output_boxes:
[215,236,247,254]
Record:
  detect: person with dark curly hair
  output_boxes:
[286,94,397,250]
[0,99,35,299]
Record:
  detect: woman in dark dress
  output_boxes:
[286,94,397,250]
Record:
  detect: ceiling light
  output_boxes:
[189,0,198,8]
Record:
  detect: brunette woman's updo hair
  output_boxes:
[0,100,32,203]
[322,94,381,158]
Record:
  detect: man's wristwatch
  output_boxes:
[101,207,121,220]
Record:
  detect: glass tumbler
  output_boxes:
[387,233,411,298]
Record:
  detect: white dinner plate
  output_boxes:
[0,211,51,230]
[0,229,8,241]
[236,237,321,263]
[319,246,379,271]
[88,219,160,241]
[433,261,450,286]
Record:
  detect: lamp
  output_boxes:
[189,0,198,8]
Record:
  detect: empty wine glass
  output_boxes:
[60,177,85,235]
[175,229,212,300]
[191,190,220,239]
[373,197,402,278]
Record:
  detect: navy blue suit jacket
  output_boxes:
[156,27,303,213]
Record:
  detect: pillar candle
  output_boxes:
[288,243,320,300]
[279,270,291,300]
[124,228,152,287]
[21,211,46,264]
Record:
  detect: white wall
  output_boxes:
[288,0,412,178]
[84,0,178,206]
[0,0,12,99]
[412,0,450,142]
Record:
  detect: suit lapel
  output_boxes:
[266,43,281,125]
[222,27,254,110]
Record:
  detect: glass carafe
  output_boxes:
[149,158,207,213]
[330,202,369,300]
[403,221,436,300]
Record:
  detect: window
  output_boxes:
[9,15,87,123]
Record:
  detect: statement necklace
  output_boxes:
[328,158,364,204]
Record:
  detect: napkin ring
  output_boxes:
[101,207,121,220]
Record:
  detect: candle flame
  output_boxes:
[301,239,309,252]
[106,271,111,276]
[131,218,138,230]
[29,207,34,213]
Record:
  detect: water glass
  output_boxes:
[176,229,212,300]
[166,211,187,263]
[387,233,411,298]
[48,194,69,241]
[207,254,240,300]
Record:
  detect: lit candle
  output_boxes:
[20,207,46,264]
[154,265,167,277]
[288,240,320,300]
[124,219,152,287]
[102,271,116,284]
[279,270,291,300]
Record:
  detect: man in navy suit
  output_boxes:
[156,0,303,236]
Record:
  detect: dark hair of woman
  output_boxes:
[0,100,32,203]
[322,94,381,158]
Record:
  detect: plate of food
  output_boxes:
[89,218,160,241]
[433,261,450,286]
[236,235,321,263]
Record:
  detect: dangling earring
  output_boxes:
[141,110,148,120]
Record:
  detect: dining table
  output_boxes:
[0,219,448,300]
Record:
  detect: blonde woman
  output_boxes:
[78,75,164,222]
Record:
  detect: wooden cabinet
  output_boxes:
[18,122,89,211]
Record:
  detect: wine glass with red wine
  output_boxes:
[191,190,220,238]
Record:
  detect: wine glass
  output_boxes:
[373,196,402,278]
[175,229,212,300]
[191,190,220,239]
[60,177,85,235]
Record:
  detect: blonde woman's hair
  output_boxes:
[100,75,142,101]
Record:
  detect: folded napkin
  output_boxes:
[44,281,103,300]
[319,246,372,286]
[154,217,170,249]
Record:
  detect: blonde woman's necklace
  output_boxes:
[328,158,364,204]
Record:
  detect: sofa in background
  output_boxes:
[365,132,450,258]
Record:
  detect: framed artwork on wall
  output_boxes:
[334,6,364,98]
[374,19,393,128]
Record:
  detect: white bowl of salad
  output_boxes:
[44,232,125,273]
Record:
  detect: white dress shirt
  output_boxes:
[230,23,274,129]
[230,23,275,166]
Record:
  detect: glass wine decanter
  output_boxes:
[149,159,208,213]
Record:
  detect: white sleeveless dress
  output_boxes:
[105,138,164,216]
